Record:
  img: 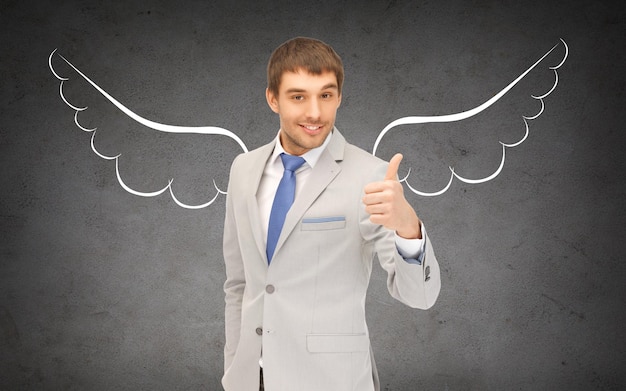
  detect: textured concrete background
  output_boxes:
[1,0,625,389]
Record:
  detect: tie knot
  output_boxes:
[280,153,306,172]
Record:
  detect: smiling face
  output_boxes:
[266,69,341,156]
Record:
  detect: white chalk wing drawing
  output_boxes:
[49,50,248,209]
[372,39,569,196]
[49,39,568,208]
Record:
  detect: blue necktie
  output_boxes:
[266,153,306,263]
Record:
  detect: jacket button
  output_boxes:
[266,285,275,294]
[256,327,263,335]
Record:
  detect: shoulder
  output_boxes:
[330,129,387,169]
[230,141,273,172]
[344,142,387,167]
[344,143,384,164]
[340,142,389,182]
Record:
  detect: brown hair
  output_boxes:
[267,37,344,96]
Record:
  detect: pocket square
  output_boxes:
[301,216,346,231]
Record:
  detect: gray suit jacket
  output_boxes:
[222,129,440,391]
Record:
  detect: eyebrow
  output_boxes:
[285,83,338,94]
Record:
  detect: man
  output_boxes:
[222,37,440,391]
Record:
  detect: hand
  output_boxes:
[363,153,422,239]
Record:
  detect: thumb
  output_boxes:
[384,153,403,181]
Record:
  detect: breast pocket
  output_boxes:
[301,216,346,231]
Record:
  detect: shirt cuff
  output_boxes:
[395,225,426,265]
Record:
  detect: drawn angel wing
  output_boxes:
[372,39,569,196]
[49,49,248,209]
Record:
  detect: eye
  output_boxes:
[321,93,332,99]
[292,95,304,101]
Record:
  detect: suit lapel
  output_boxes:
[273,130,346,260]
[244,142,275,263]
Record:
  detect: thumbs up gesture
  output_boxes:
[363,153,422,239]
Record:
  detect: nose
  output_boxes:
[305,97,321,120]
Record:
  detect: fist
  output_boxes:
[363,154,422,239]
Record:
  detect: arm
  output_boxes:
[379,224,440,309]
[222,158,245,371]
[362,155,441,309]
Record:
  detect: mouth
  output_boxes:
[300,124,324,135]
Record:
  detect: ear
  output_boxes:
[266,88,279,114]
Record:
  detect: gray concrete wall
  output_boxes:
[1,0,624,389]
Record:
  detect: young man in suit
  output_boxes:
[222,37,440,391]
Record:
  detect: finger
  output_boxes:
[384,153,403,181]
[365,203,388,215]
[363,190,390,205]
[363,181,386,194]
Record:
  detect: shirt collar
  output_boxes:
[270,129,333,169]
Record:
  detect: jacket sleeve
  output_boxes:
[222,156,246,371]
[359,163,441,310]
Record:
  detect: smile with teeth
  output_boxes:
[301,124,323,133]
